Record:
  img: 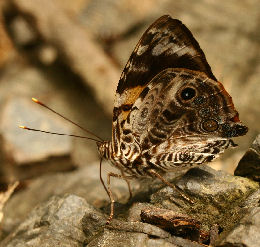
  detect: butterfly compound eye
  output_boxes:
[180,87,196,101]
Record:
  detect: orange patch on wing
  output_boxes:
[120,85,146,120]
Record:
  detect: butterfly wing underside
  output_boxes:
[122,68,240,170]
[111,15,247,173]
[112,15,218,155]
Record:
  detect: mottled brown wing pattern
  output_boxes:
[104,15,248,176]
[119,68,247,174]
[117,15,217,95]
[112,15,219,158]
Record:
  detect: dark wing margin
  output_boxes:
[117,15,217,95]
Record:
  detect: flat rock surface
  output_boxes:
[218,206,260,247]
[0,194,89,247]
[1,162,128,234]
[0,97,72,164]
[1,165,259,246]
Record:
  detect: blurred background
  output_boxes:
[0,0,259,186]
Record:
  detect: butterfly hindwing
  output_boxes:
[121,68,240,169]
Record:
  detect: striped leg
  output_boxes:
[99,159,134,224]
[106,172,135,224]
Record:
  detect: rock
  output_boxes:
[0,96,74,183]
[240,189,260,209]
[149,165,259,236]
[2,193,202,247]
[235,134,260,182]
[1,97,72,165]
[2,164,260,246]
[0,54,111,182]
[1,162,128,235]
[102,165,259,245]
[218,207,260,247]
[0,194,90,247]
[88,220,202,247]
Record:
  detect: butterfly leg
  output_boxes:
[106,172,135,224]
[99,159,115,224]
[102,171,134,224]
[106,172,117,225]
[99,159,134,224]
[147,169,194,204]
[119,169,133,200]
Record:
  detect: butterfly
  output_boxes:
[96,15,248,223]
[21,15,248,224]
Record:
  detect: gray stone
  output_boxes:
[88,220,202,247]
[1,97,72,165]
[0,96,74,183]
[240,189,260,209]
[1,162,128,235]
[218,207,260,247]
[1,194,90,247]
[87,228,172,247]
[235,134,260,182]
[2,165,260,246]
[150,166,259,233]
[0,56,111,183]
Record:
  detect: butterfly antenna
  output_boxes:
[19,126,102,143]
[31,98,104,141]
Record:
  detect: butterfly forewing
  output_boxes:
[115,15,217,108]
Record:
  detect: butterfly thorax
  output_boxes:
[97,141,130,171]
[97,141,112,160]
[97,140,152,176]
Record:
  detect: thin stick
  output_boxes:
[148,169,194,204]
[32,98,103,141]
[19,126,102,143]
